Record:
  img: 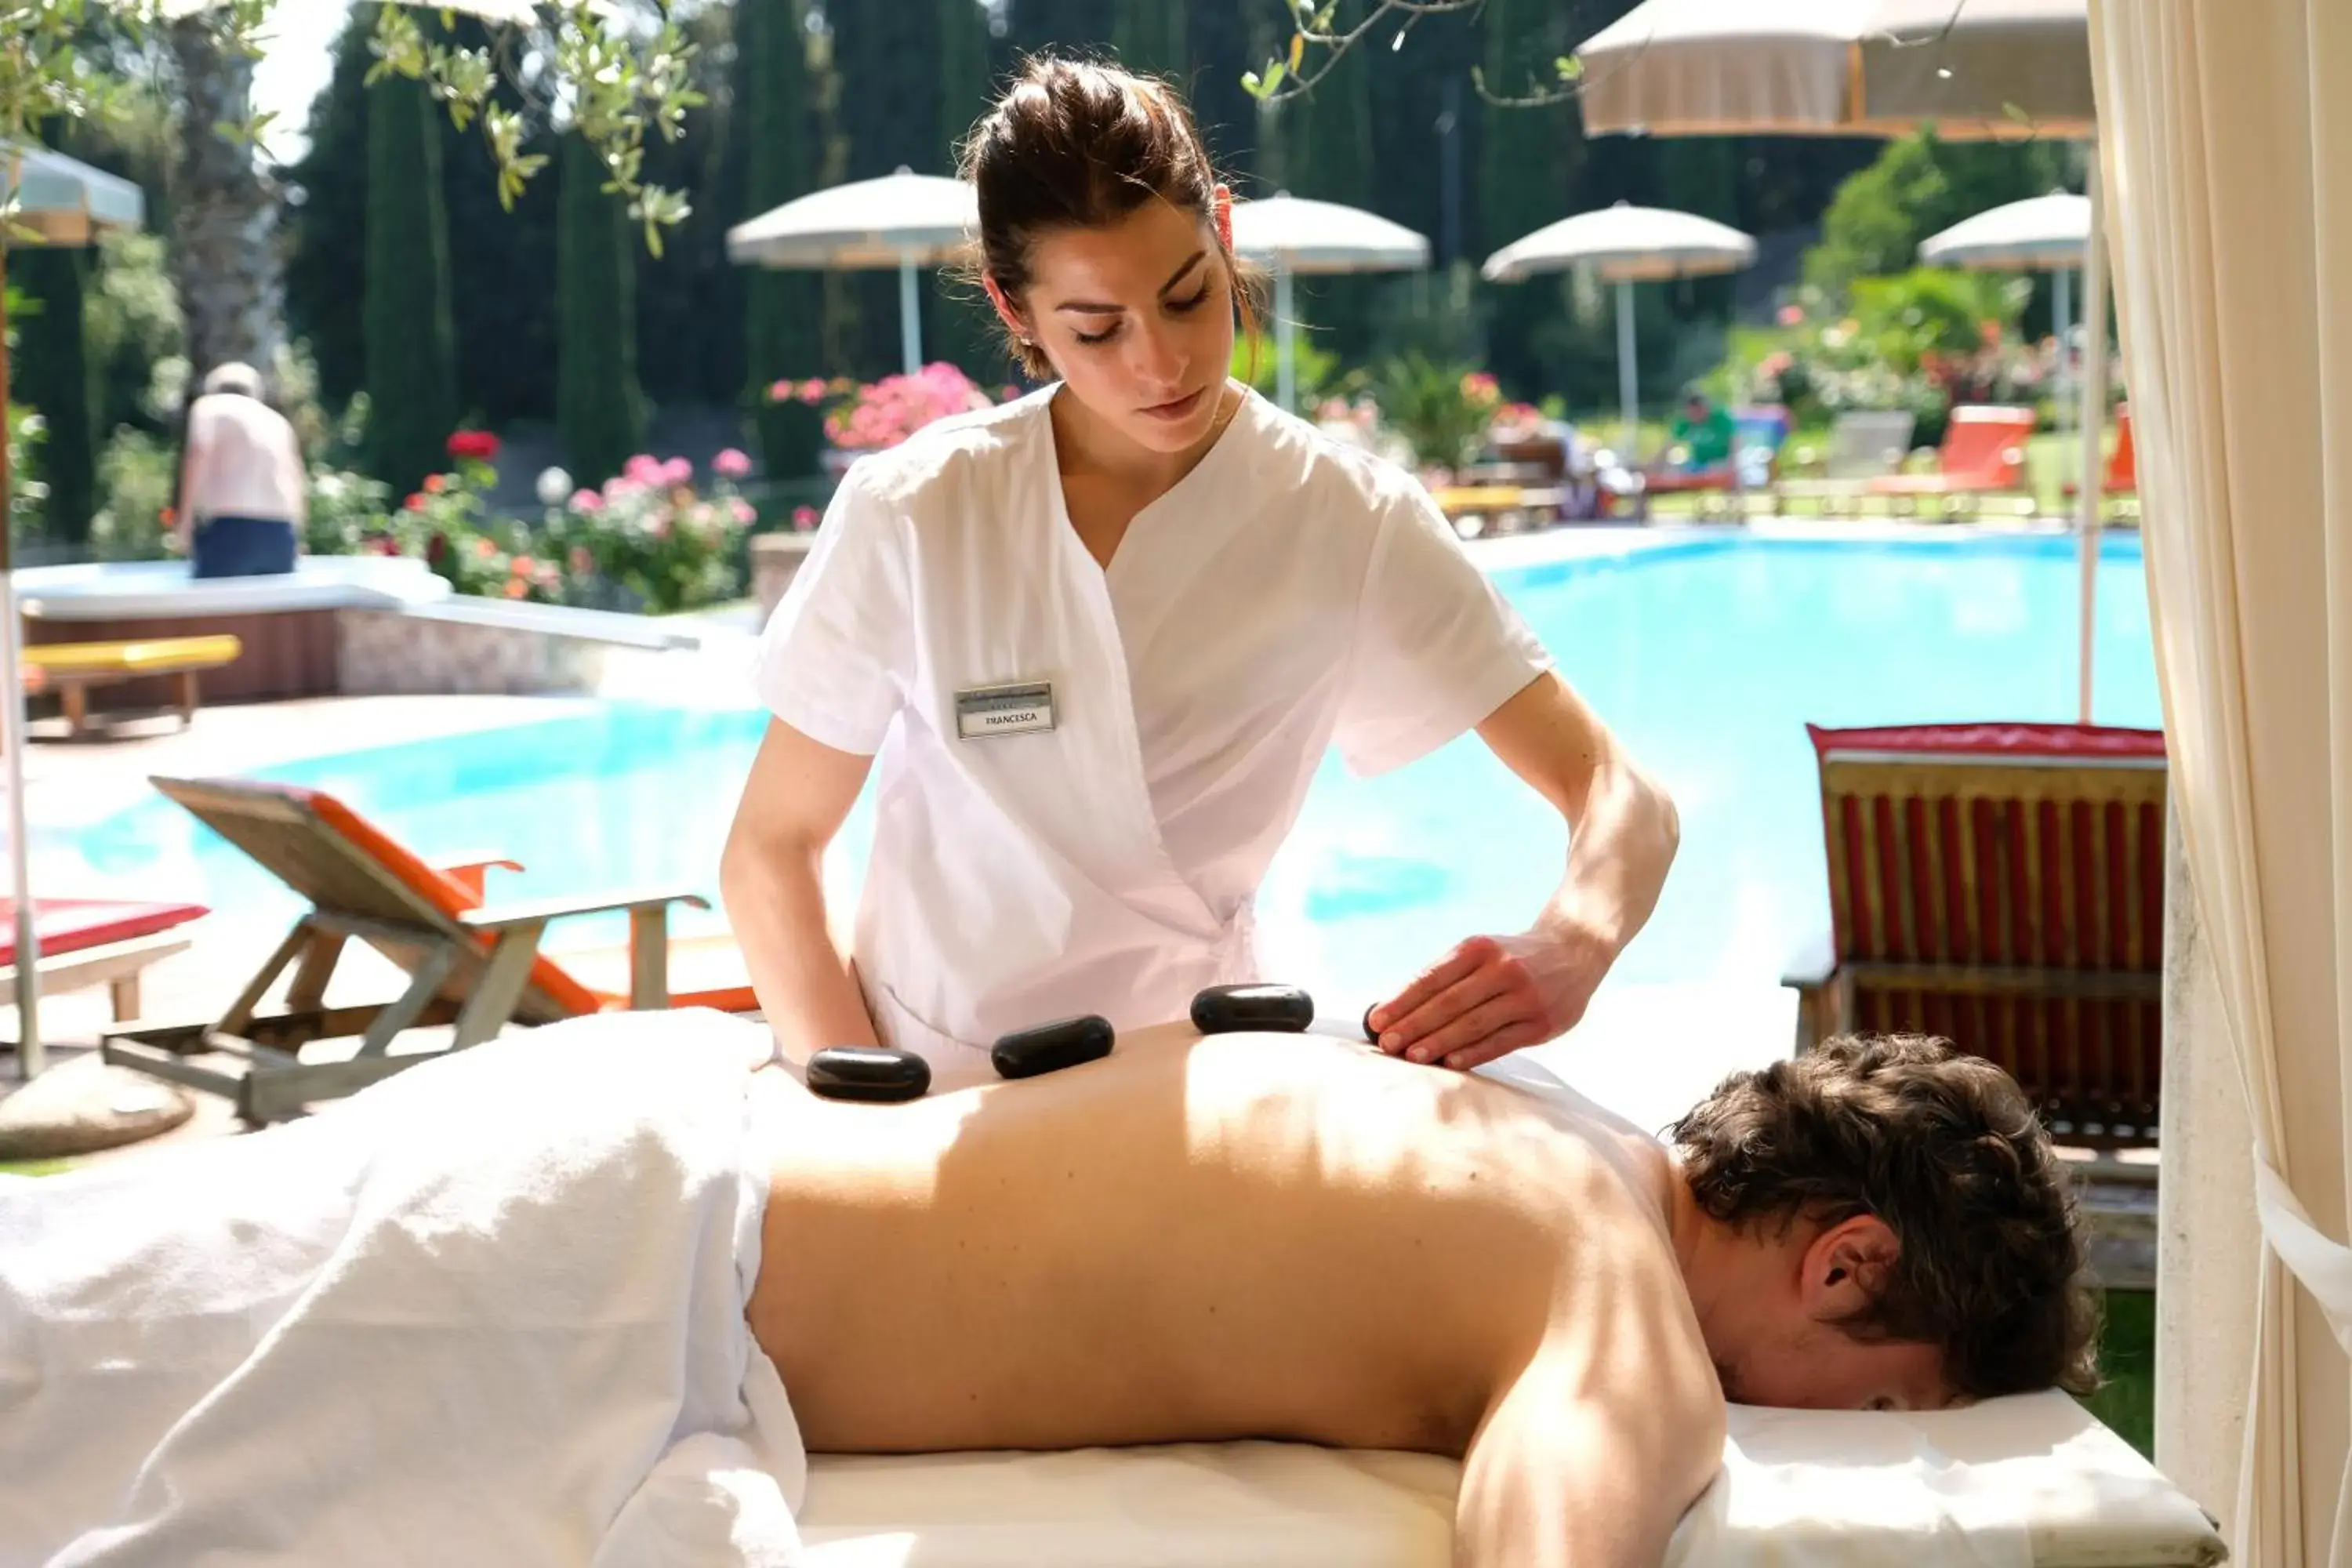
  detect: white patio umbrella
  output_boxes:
[1227,193,1429,413]
[1572,0,2111,724]
[1575,0,2093,142]
[1481,202,1755,461]
[1,143,147,1079]
[727,168,978,377]
[1919,191,2092,493]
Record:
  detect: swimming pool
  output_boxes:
[55,532,2160,1003]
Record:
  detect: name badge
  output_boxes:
[955,681,1056,740]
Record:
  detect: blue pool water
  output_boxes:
[56,533,2160,1000]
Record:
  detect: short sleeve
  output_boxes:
[748,467,912,756]
[1332,488,1554,777]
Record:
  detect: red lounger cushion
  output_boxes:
[0,898,209,967]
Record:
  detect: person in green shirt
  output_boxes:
[1664,390,1737,474]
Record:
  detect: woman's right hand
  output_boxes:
[719,719,882,1060]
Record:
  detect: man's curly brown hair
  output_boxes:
[1664,1033,2103,1399]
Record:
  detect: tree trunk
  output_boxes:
[167,17,285,394]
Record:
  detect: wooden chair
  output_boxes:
[101,776,753,1124]
[1782,722,2168,1152]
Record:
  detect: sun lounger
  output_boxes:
[20,634,243,739]
[100,775,753,1123]
[1773,409,1918,514]
[1782,723,2167,1155]
[1866,405,2038,516]
[0,896,208,1029]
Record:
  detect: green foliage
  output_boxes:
[89,425,173,561]
[1805,130,2066,301]
[1712,272,2045,452]
[557,133,646,489]
[1371,353,1499,470]
[81,229,182,441]
[363,69,459,495]
[364,2,703,254]
[1116,0,1190,78]
[1229,327,1345,407]
[13,247,95,543]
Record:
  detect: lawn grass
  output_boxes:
[2082,1287,2156,1458]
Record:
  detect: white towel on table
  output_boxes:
[0,1010,806,1568]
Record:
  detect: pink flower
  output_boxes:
[791,505,819,531]
[796,378,828,405]
[728,497,755,526]
[622,454,666,488]
[660,456,694,487]
[569,488,604,512]
[1777,303,1806,327]
[713,448,752,478]
[768,379,793,403]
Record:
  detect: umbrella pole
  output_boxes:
[1276,263,1297,414]
[0,247,42,1079]
[898,253,921,378]
[2074,154,2111,724]
[1615,278,1639,464]
[2053,264,2074,494]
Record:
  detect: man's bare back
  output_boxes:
[747,1025,1728,1565]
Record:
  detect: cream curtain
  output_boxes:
[2089,2,2352,1563]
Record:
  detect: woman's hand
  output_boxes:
[1363,670,1678,1073]
[1367,923,1616,1071]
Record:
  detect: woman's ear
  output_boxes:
[1799,1214,1899,1322]
[1213,183,1234,255]
[982,274,1030,345]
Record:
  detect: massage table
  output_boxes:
[794,1392,2225,1566]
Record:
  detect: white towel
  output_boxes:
[0,1010,807,1568]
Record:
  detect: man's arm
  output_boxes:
[1454,1320,1724,1566]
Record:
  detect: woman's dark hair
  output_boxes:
[956,54,1262,379]
[1666,1033,2102,1400]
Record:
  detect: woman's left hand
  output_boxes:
[1366,923,1617,1072]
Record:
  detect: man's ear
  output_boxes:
[1798,1214,1898,1321]
[982,274,1029,344]
[1213,182,1234,255]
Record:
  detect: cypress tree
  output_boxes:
[1116,0,1187,78]
[1283,5,1377,368]
[1185,0,1260,182]
[1476,0,1584,400]
[741,0,823,475]
[935,0,1002,381]
[557,135,646,488]
[285,9,374,410]
[362,70,458,494]
[14,249,96,546]
[1011,0,1107,57]
[833,0,942,378]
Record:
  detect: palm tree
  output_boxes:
[165,15,284,389]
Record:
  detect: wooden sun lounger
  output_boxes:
[1783,723,2168,1152]
[101,776,755,1124]
[0,897,210,1039]
[21,634,244,739]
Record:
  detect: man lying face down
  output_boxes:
[0,1020,2096,1568]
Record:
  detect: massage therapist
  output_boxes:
[720,56,1678,1080]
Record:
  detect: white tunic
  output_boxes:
[752,385,1552,1072]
